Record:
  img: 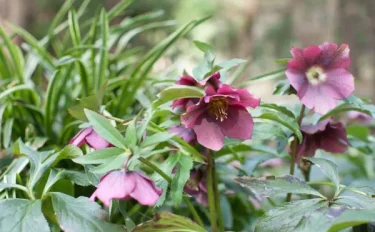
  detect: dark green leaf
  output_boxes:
[51,145,83,167]
[85,109,128,149]
[73,147,127,165]
[171,154,193,205]
[235,175,325,198]
[0,199,50,232]
[329,209,375,232]
[50,192,125,232]
[305,157,340,195]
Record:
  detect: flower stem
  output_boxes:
[138,157,204,227]
[286,105,305,202]
[206,150,218,232]
[212,158,224,232]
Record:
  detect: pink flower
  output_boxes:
[184,169,207,206]
[295,119,349,162]
[347,111,373,124]
[285,43,354,114]
[168,125,197,144]
[89,170,162,207]
[69,127,111,150]
[181,84,260,151]
[172,72,221,109]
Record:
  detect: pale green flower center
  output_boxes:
[306,66,326,85]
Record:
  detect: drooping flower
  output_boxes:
[89,170,162,207]
[347,111,373,124]
[168,125,197,144]
[172,72,222,109]
[69,127,111,150]
[285,43,354,114]
[184,169,207,206]
[295,119,349,162]
[181,84,260,151]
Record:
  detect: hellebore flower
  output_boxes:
[181,84,260,151]
[295,119,349,162]
[168,125,197,144]
[285,43,354,114]
[89,170,162,207]
[69,127,111,150]
[347,111,373,124]
[184,169,207,206]
[172,72,222,109]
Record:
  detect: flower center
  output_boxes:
[306,66,326,85]
[208,97,229,121]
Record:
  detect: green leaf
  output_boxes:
[95,9,109,90]
[171,154,193,205]
[305,157,340,195]
[3,118,13,148]
[193,40,215,62]
[44,70,62,137]
[217,58,247,71]
[252,122,287,140]
[90,153,129,174]
[260,102,295,118]
[68,9,81,46]
[85,109,127,149]
[0,199,50,232]
[0,183,28,193]
[329,209,375,232]
[141,132,176,148]
[68,95,100,121]
[43,169,90,196]
[50,192,125,232]
[255,199,336,232]
[124,119,137,149]
[235,175,325,198]
[51,145,83,167]
[73,147,126,165]
[153,85,204,108]
[132,212,206,232]
[346,124,369,141]
[107,0,134,20]
[239,68,286,88]
[254,111,303,142]
[272,79,293,96]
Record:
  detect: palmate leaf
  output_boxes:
[0,199,50,232]
[133,212,205,232]
[171,154,193,205]
[235,175,325,198]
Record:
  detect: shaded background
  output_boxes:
[2,0,374,102]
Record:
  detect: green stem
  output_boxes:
[212,158,224,232]
[206,151,218,232]
[138,157,204,227]
[286,105,305,202]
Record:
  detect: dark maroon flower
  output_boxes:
[172,72,222,109]
[184,169,207,206]
[168,125,197,144]
[89,170,162,207]
[69,127,111,150]
[295,119,349,162]
[285,43,354,114]
[181,84,260,151]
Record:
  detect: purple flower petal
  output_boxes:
[69,127,93,147]
[216,85,260,108]
[288,47,306,71]
[303,46,321,66]
[321,68,354,99]
[219,107,253,140]
[86,130,111,150]
[296,135,318,163]
[319,43,350,70]
[129,172,162,206]
[177,75,197,86]
[193,116,225,151]
[300,85,338,114]
[181,101,207,128]
[285,69,309,97]
[89,171,136,207]
[301,118,331,134]
[169,126,196,144]
[317,122,348,153]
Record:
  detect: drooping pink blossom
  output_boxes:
[172,72,222,109]
[295,119,349,162]
[89,170,162,207]
[168,125,197,144]
[184,169,207,206]
[347,111,373,124]
[285,43,354,114]
[181,84,260,151]
[69,127,111,150]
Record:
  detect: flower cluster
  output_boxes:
[171,72,260,151]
